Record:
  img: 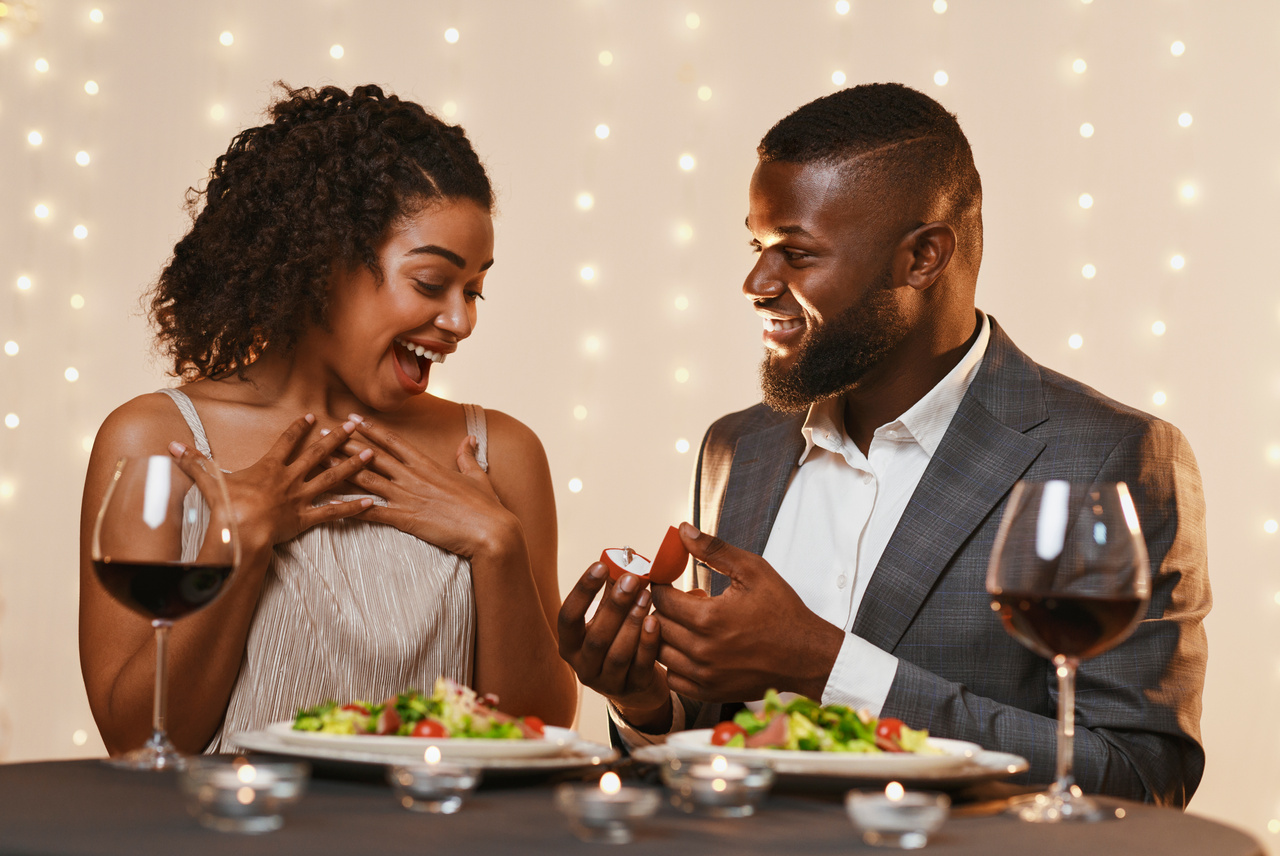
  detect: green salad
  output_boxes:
[292,677,545,740]
[711,689,937,753]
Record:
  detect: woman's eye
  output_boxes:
[465,291,485,303]
[413,280,445,294]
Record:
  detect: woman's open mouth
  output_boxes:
[390,337,446,391]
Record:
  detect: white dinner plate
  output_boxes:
[653,730,1025,784]
[261,721,575,760]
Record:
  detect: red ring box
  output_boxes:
[599,526,689,585]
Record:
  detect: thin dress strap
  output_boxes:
[156,388,214,457]
[461,404,489,473]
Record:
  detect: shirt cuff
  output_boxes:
[820,633,899,716]
[607,692,687,750]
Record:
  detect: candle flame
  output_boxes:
[424,746,442,764]
[886,781,905,801]
[236,764,256,784]
[711,755,728,773]
[599,771,622,794]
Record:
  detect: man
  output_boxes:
[558,83,1209,807]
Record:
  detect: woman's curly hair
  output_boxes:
[149,83,493,381]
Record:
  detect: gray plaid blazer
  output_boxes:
[684,317,1209,807]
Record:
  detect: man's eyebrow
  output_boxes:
[408,245,495,271]
[744,216,815,240]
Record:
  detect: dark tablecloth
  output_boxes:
[0,760,1263,855]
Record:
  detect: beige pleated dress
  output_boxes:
[157,388,479,753]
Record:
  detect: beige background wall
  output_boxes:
[1,0,1275,847]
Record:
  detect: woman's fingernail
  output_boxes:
[168,441,186,456]
[304,413,316,424]
[359,449,373,461]
[360,497,373,507]
[347,413,363,424]
[341,420,356,433]
[327,456,340,467]
[320,428,331,437]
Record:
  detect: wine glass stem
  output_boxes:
[1053,655,1078,795]
[152,621,171,743]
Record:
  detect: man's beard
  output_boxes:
[759,278,909,413]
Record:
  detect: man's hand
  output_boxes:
[557,564,673,732]
[650,523,846,703]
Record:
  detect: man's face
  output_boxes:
[744,159,913,412]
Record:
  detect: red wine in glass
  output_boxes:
[986,480,1150,822]
[93,560,233,622]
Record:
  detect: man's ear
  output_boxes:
[896,222,956,291]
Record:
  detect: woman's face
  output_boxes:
[312,196,494,411]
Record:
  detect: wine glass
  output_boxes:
[986,480,1150,822]
[91,455,240,770]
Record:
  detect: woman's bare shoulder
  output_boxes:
[479,408,547,463]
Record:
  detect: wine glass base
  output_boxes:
[105,735,187,772]
[1007,790,1104,823]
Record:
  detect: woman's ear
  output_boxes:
[898,222,956,291]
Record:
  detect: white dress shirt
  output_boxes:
[611,312,990,744]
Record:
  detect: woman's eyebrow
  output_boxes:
[407,245,494,271]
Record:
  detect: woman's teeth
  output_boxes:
[763,317,803,332]
[395,337,445,363]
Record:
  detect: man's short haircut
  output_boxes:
[758,83,982,264]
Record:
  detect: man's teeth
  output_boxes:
[395,338,445,363]
[763,317,803,332]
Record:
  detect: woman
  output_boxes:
[78,84,578,754]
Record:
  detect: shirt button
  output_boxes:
[837,575,848,588]
[860,472,873,484]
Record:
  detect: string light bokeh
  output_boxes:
[0,0,1275,843]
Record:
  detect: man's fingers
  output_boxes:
[557,564,609,656]
[649,584,715,628]
[576,572,647,677]
[598,589,651,690]
[630,613,662,676]
[678,522,768,591]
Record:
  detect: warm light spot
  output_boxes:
[675,223,694,242]
[1274,592,1280,606]
[579,266,596,282]
[4,414,19,429]
[1266,446,1280,464]
[1068,334,1083,350]
[84,80,99,95]
[1268,818,1280,834]
[16,276,31,290]
[697,85,712,101]
[885,781,905,801]
[1152,391,1167,406]
[676,438,690,454]
[444,27,459,43]
[1170,40,1185,57]
[934,70,949,86]
[674,295,689,311]
[89,9,104,23]
[679,153,696,171]
[675,367,690,383]
[835,0,851,13]
[1170,255,1185,270]
[35,58,49,72]
[599,771,621,793]
[237,764,257,783]
[712,778,727,792]
[685,12,700,29]
[832,70,846,86]
[72,729,88,746]
[598,50,613,66]
[1151,321,1166,336]
[1072,58,1087,74]
[584,336,601,354]
[220,31,234,46]
[1079,122,1094,138]
[424,746,442,764]
[70,294,85,309]
[933,0,948,11]
[34,204,49,219]
[27,130,42,145]
[236,786,254,805]
[76,150,90,166]
[1057,664,1069,678]
[1180,183,1196,200]
[1265,520,1279,535]
[1078,193,1093,209]
[210,104,226,121]
[711,755,728,773]
[329,44,344,59]
[576,192,594,210]
[81,436,93,452]
[3,341,16,356]
[568,478,583,494]
[220,527,231,544]
[0,482,13,499]
[1178,112,1193,128]
[442,101,457,117]
[74,225,88,239]
[573,405,588,421]
[595,123,610,139]
[64,367,79,382]
[1081,264,1096,279]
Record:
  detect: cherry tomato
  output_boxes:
[875,717,904,744]
[341,703,369,715]
[521,715,546,737]
[411,719,448,738]
[710,721,747,746]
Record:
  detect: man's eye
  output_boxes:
[783,248,812,262]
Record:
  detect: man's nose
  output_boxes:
[743,255,786,302]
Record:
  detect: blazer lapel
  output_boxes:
[708,417,805,595]
[853,320,1049,652]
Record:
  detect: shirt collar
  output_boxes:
[797,311,991,464]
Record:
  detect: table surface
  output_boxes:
[0,759,1264,856]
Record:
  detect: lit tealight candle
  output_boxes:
[555,772,660,844]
